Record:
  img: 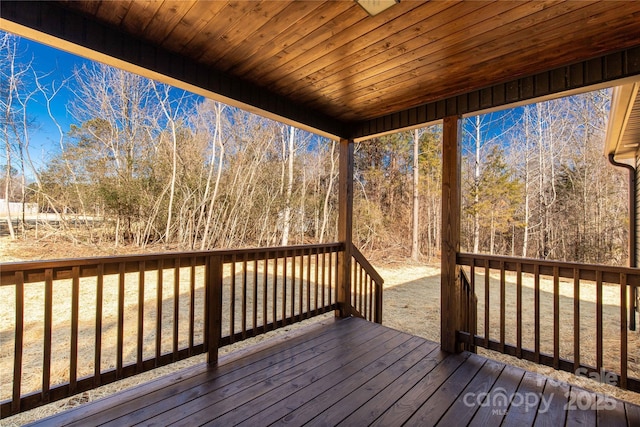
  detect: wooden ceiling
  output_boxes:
[3,1,640,138]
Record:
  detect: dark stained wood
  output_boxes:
[43,268,53,403]
[468,364,526,427]
[553,265,560,369]
[12,272,24,413]
[404,353,485,425]
[501,371,545,426]
[94,264,103,387]
[22,318,639,427]
[437,358,504,426]
[533,379,569,427]
[441,115,462,353]
[138,261,145,365]
[597,270,603,372]
[574,268,580,373]
[301,340,440,426]
[337,138,354,317]
[621,273,628,389]
[70,266,80,392]
[3,2,640,139]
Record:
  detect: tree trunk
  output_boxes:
[411,128,420,260]
[281,126,294,246]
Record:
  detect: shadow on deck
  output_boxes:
[29,317,640,426]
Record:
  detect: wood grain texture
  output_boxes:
[22,318,639,427]
[4,1,640,137]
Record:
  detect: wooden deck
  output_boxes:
[29,317,640,427]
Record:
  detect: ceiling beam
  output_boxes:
[0,1,349,140]
[349,46,640,140]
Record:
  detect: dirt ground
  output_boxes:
[2,239,640,425]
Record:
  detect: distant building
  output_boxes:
[0,199,39,216]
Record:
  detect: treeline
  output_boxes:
[1,33,629,264]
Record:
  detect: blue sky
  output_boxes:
[4,33,88,167]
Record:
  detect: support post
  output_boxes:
[337,138,354,317]
[207,255,223,364]
[441,115,462,353]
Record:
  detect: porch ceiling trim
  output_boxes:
[351,47,640,140]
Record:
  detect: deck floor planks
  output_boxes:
[99,318,366,426]
[467,363,527,427]
[204,330,413,426]
[368,352,472,426]
[27,317,640,427]
[626,401,640,426]
[501,371,546,426]
[533,377,570,427]
[335,347,451,426]
[143,323,393,426]
[598,394,629,427]
[436,357,504,426]
[62,317,353,426]
[282,340,440,427]
[565,385,597,427]
[236,336,430,426]
[403,352,486,426]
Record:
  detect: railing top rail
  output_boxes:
[0,243,345,286]
[0,243,344,270]
[457,252,640,277]
[351,245,384,285]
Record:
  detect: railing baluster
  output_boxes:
[189,257,195,356]
[621,273,628,389]
[368,275,373,321]
[138,261,145,367]
[273,254,278,330]
[470,264,475,340]
[43,268,53,403]
[156,259,163,366]
[282,252,287,327]
[291,253,304,321]
[553,266,559,370]
[117,263,125,378]
[12,271,24,414]
[263,254,268,331]
[173,261,180,360]
[484,259,489,348]
[242,253,248,340]
[314,251,319,315]
[573,268,580,373]
[307,252,312,317]
[516,262,522,358]
[95,264,103,386]
[321,250,326,312]
[70,266,80,393]
[499,261,505,353]
[230,254,236,343]
[534,263,540,364]
[253,257,258,335]
[596,270,603,374]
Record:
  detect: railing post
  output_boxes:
[441,115,462,353]
[337,138,354,317]
[207,254,223,365]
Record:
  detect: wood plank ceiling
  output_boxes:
[4,1,640,137]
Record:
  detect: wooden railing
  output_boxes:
[458,268,477,353]
[350,245,384,323]
[1,243,359,417]
[457,252,640,393]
